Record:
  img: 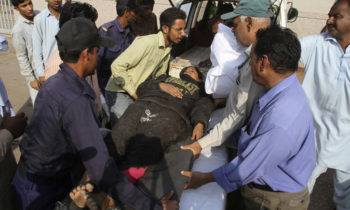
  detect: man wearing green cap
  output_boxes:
[181,20,314,210]
[181,0,271,167]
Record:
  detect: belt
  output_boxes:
[248,183,280,192]
[18,159,71,186]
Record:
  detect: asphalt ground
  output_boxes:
[0,36,336,210]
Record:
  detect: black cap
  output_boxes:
[56,17,115,54]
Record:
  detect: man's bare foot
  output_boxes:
[70,183,98,209]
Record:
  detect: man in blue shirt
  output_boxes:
[12,18,178,210]
[181,25,316,210]
[96,0,139,93]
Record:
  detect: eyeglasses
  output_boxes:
[171,27,186,34]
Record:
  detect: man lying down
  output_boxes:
[109,66,214,200]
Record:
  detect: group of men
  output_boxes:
[0,0,349,209]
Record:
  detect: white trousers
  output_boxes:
[308,161,350,210]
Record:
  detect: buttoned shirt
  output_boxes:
[300,33,350,173]
[12,11,39,82]
[205,23,248,98]
[212,74,315,193]
[105,31,171,96]
[97,18,135,91]
[32,7,60,77]
[20,64,162,209]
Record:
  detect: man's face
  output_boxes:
[184,66,201,82]
[125,10,137,24]
[46,0,62,12]
[232,16,254,47]
[85,46,99,77]
[140,4,154,18]
[15,0,34,20]
[327,1,350,39]
[167,19,186,44]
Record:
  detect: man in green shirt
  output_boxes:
[105,7,186,126]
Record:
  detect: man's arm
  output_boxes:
[299,34,318,72]
[183,126,292,192]
[190,97,214,133]
[110,37,151,96]
[63,97,163,210]
[32,17,45,79]
[0,112,27,161]
[12,30,36,83]
[211,127,292,192]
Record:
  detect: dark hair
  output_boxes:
[59,2,98,28]
[160,8,186,30]
[254,25,301,74]
[139,0,154,5]
[10,0,26,7]
[116,0,141,16]
[335,0,350,6]
[59,46,96,63]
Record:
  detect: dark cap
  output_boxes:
[56,17,115,53]
[221,0,273,20]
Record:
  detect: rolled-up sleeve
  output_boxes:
[212,126,291,193]
[63,97,162,210]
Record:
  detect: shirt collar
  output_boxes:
[114,17,125,32]
[59,63,96,99]
[324,32,337,42]
[258,73,297,111]
[19,10,39,24]
[323,32,350,53]
[157,31,167,49]
[45,7,59,18]
[114,17,132,34]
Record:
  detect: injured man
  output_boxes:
[109,66,214,201]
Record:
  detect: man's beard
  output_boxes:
[167,33,175,45]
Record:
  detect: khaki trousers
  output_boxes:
[241,184,309,210]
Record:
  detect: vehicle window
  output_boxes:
[194,1,209,26]
[179,2,192,22]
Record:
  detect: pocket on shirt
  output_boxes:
[105,45,122,62]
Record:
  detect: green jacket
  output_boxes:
[105,31,172,96]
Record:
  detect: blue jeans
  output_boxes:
[105,90,134,127]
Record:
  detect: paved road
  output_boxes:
[0,36,336,210]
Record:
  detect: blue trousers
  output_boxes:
[12,168,71,210]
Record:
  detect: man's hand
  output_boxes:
[181,171,214,189]
[1,112,27,138]
[30,80,41,90]
[191,123,204,140]
[38,76,45,84]
[198,58,211,68]
[181,141,202,160]
[160,191,179,210]
[159,83,183,99]
[131,94,138,100]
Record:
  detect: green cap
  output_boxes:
[221,0,273,20]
